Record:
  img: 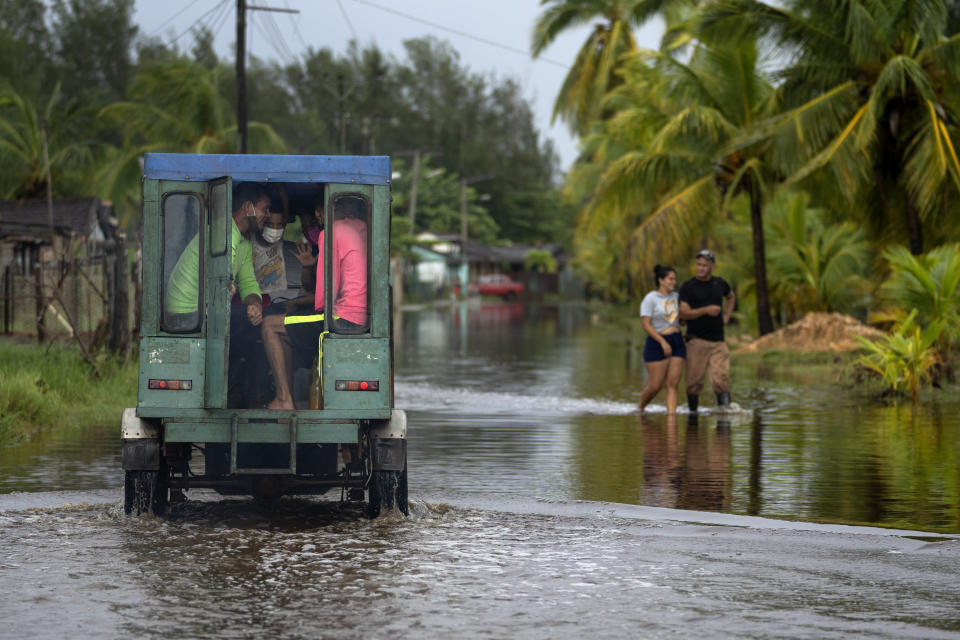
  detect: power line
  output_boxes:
[263,9,298,63]
[168,0,231,45]
[206,0,235,44]
[249,9,296,66]
[282,0,310,53]
[336,0,359,41]
[151,0,200,36]
[191,0,232,54]
[348,0,570,69]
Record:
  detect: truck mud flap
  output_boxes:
[368,409,407,471]
[123,439,160,471]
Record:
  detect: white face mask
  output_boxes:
[262,227,284,244]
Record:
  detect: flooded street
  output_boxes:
[2,302,960,638]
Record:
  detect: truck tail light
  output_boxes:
[148,379,193,391]
[335,380,379,391]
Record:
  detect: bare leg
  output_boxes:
[262,314,294,409]
[639,359,668,412]
[664,356,685,415]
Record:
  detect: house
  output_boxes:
[0,197,127,341]
[0,197,118,275]
[415,232,570,296]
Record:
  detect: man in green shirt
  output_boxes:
[164,183,270,329]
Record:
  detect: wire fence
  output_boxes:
[1,240,136,353]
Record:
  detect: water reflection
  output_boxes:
[3,303,960,533]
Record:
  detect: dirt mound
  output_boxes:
[734,312,885,354]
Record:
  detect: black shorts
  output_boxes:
[643,332,686,362]
[284,308,326,356]
[283,309,366,360]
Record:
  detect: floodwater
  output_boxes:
[2,301,959,639]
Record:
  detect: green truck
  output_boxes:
[121,153,407,518]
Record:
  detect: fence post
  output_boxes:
[2,264,10,335]
[108,234,130,354]
[104,240,116,349]
[34,252,45,343]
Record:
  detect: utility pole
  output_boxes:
[409,149,421,225]
[236,0,247,153]
[236,3,299,153]
[459,174,493,292]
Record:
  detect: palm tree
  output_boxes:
[700,0,960,255]
[0,85,93,199]
[97,58,285,222]
[531,0,696,137]
[582,39,779,333]
[756,191,870,319]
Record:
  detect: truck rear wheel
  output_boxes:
[367,468,408,518]
[123,469,169,517]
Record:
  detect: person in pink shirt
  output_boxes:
[262,194,368,409]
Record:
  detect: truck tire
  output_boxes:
[123,469,169,517]
[367,468,408,518]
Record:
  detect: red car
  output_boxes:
[469,274,524,299]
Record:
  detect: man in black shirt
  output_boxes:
[678,249,736,412]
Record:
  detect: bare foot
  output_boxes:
[267,397,294,410]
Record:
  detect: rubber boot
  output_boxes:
[687,394,699,413]
[717,392,731,407]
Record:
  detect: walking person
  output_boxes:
[678,249,736,412]
[638,265,686,415]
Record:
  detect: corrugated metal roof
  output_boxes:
[0,197,101,238]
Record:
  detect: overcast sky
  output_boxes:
[133,0,663,172]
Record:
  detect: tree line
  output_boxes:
[0,0,574,247]
[533,0,960,344]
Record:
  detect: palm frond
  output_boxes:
[784,102,870,191]
[531,1,600,56]
[919,31,960,84]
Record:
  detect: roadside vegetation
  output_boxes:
[4,1,960,408]
[0,340,136,443]
[532,0,960,402]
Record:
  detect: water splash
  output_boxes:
[395,382,753,419]
[395,381,637,415]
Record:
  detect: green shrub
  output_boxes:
[877,244,960,353]
[0,372,61,437]
[525,248,558,274]
[855,310,943,403]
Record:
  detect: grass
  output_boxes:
[0,338,137,443]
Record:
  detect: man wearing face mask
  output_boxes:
[165,182,268,329]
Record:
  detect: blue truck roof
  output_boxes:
[142,153,392,186]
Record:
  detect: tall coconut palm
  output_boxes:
[565,64,664,300]
[583,38,779,333]
[532,0,698,137]
[700,0,960,255]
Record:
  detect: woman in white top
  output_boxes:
[638,264,686,414]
